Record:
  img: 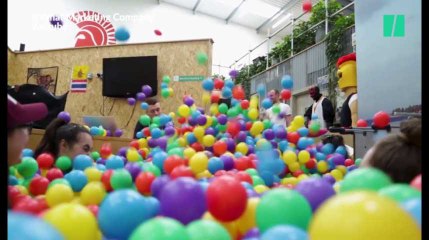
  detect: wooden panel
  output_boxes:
[8,39,213,138]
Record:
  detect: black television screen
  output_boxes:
[102,56,157,98]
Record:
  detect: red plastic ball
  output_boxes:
[235,171,253,185]
[211,93,220,103]
[87,205,99,217]
[135,172,156,195]
[13,198,41,214]
[214,78,224,89]
[305,159,317,169]
[344,158,354,166]
[8,186,22,204]
[234,157,250,171]
[280,89,292,101]
[357,119,368,127]
[170,166,194,179]
[373,111,390,128]
[287,132,300,144]
[35,197,48,212]
[292,169,304,177]
[164,155,185,174]
[129,140,140,150]
[36,153,54,169]
[245,122,252,131]
[46,168,64,181]
[214,170,227,177]
[227,122,241,138]
[101,169,114,192]
[241,100,250,109]
[191,142,204,152]
[100,143,112,159]
[154,29,162,36]
[178,117,187,124]
[410,174,421,191]
[232,86,245,100]
[213,141,228,156]
[28,177,50,196]
[207,176,247,221]
[143,127,151,137]
[303,0,312,12]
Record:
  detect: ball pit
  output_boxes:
[8,76,421,240]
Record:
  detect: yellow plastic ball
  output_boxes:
[193,126,205,139]
[189,152,209,175]
[308,191,421,240]
[196,170,213,179]
[236,198,260,235]
[168,87,174,96]
[293,115,305,127]
[281,177,298,186]
[40,169,49,177]
[298,150,310,164]
[80,182,106,206]
[336,165,347,175]
[236,142,249,155]
[330,169,343,181]
[204,116,213,128]
[43,203,99,240]
[202,135,216,147]
[210,104,219,115]
[248,108,259,120]
[297,174,309,182]
[84,167,102,182]
[46,184,74,207]
[184,147,196,160]
[15,185,28,195]
[178,104,191,117]
[177,137,187,147]
[138,138,148,149]
[202,92,211,105]
[317,161,329,173]
[169,112,175,119]
[288,161,300,172]
[126,149,140,162]
[254,185,270,194]
[283,150,297,165]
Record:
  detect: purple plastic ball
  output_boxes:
[159,177,206,224]
[105,130,112,137]
[157,137,168,150]
[236,131,247,142]
[151,175,171,198]
[136,92,146,101]
[243,228,260,239]
[142,85,153,96]
[263,129,275,140]
[57,111,71,123]
[220,155,234,171]
[275,128,287,139]
[225,138,236,152]
[248,145,255,154]
[205,127,216,136]
[322,174,336,185]
[184,97,194,107]
[125,162,142,181]
[197,115,207,125]
[217,114,228,125]
[295,178,336,212]
[247,189,260,198]
[117,147,127,157]
[96,158,107,165]
[148,138,157,148]
[165,126,176,136]
[188,117,198,126]
[197,107,205,114]
[331,153,346,166]
[270,140,278,149]
[127,98,136,106]
[229,69,239,79]
[114,129,123,137]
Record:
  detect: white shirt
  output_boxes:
[312,96,326,129]
[266,102,292,127]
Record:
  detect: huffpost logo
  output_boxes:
[383,15,405,37]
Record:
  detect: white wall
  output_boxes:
[8,0,282,77]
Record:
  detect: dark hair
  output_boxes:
[145,97,159,105]
[270,89,280,94]
[366,118,421,183]
[34,118,90,159]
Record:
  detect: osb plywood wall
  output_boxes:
[8,39,213,138]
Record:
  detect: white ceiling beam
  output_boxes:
[192,0,202,14]
[256,0,295,33]
[225,0,247,24]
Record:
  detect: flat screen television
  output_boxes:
[102,56,157,98]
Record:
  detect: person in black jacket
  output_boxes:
[304,86,335,129]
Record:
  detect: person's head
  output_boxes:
[7,94,48,166]
[268,89,280,103]
[34,118,93,160]
[146,98,161,118]
[361,118,421,183]
[309,86,322,101]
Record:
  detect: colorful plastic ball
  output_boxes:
[187,219,230,240]
[115,27,130,41]
[281,75,293,89]
[57,111,71,123]
[295,178,335,212]
[202,78,214,91]
[196,51,208,65]
[261,225,308,240]
[256,188,312,232]
[308,191,421,240]
[17,157,38,178]
[401,198,421,227]
[357,119,368,127]
[110,169,133,190]
[378,184,421,203]
[280,89,292,101]
[73,154,93,171]
[64,169,88,192]
[21,148,34,157]
[373,111,390,128]
[129,217,189,240]
[207,157,224,175]
[43,203,98,240]
[8,211,63,240]
[340,168,392,193]
[154,29,162,36]
[302,0,312,12]
[159,177,207,224]
[28,176,49,196]
[80,182,106,206]
[151,175,171,198]
[98,189,155,239]
[257,83,266,97]
[410,174,421,191]
[105,155,125,169]
[135,172,156,196]
[207,176,247,221]
[262,98,273,109]
[127,97,136,105]
[36,153,54,169]
[45,184,74,207]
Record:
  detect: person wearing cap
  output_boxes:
[8,94,48,166]
[337,52,358,127]
[304,86,335,129]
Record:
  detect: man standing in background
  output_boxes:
[264,89,292,127]
[304,86,335,129]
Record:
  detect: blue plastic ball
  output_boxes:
[73,154,93,170]
[297,127,309,137]
[257,83,266,97]
[9,176,18,185]
[262,98,273,109]
[281,75,293,89]
[64,170,88,192]
[98,190,154,239]
[8,211,63,240]
[225,79,234,89]
[141,102,149,110]
[261,225,308,240]
[22,148,34,157]
[335,146,348,157]
[401,198,421,227]
[202,79,214,91]
[321,143,335,155]
[315,152,326,161]
[161,82,168,89]
[115,27,130,41]
[96,164,106,171]
[136,131,143,139]
[208,157,224,174]
[151,128,163,139]
[152,151,168,172]
[222,87,232,98]
[106,156,125,170]
[278,140,289,152]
